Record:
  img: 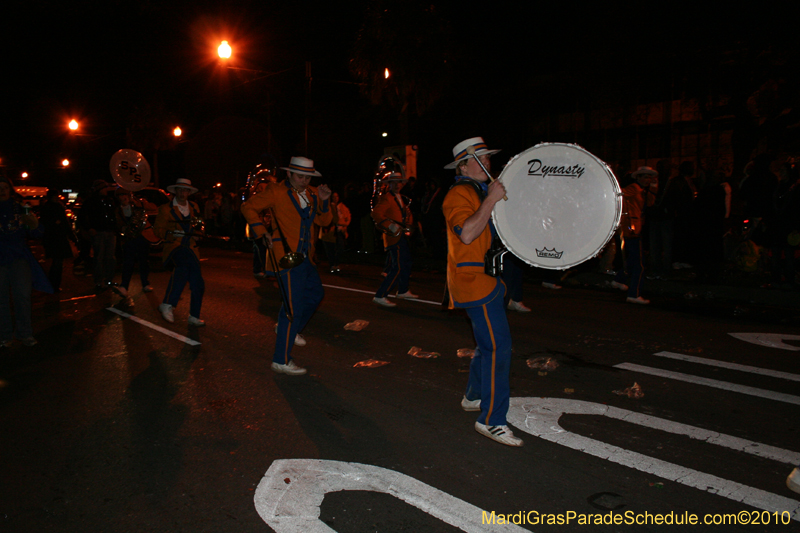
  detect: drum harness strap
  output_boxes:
[448,178,507,277]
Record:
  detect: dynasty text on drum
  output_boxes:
[527,159,586,179]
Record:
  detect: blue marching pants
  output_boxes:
[463,292,512,426]
[274,258,324,364]
[374,237,411,298]
[163,246,204,318]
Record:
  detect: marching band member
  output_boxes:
[154,178,205,326]
[371,170,417,307]
[442,137,522,447]
[115,188,156,299]
[241,156,332,376]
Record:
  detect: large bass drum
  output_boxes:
[492,143,621,270]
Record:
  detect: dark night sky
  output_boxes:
[0,1,791,189]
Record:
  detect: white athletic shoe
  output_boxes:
[396,291,419,299]
[626,296,650,305]
[461,396,481,412]
[274,324,306,346]
[188,316,205,327]
[159,303,174,323]
[475,422,523,447]
[271,360,307,376]
[373,297,396,307]
[507,300,531,313]
[610,281,628,291]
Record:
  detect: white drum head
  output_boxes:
[492,143,621,270]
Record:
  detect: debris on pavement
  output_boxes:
[526,357,560,371]
[457,348,475,358]
[353,359,390,368]
[408,346,440,358]
[613,382,644,399]
[344,320,369,331]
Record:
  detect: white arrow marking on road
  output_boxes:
[507,397,800,521]
[106,307,201,346]
[655,351,800,382]
[254,459,527,533]
[322,284,441,306]
[729,333,800,351]
[614,363,800,405]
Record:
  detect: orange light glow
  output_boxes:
[384,68,390,79]
[173,126,182,137]
[218,40,232,59]
[62,159,70,167]
[68,119,79,131]
[21,172,29,178]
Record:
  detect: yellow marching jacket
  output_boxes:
[442,180,504,308]
[371,192,412,249]
[241,180,332,267]
[153,200,202,262]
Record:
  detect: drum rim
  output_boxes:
[492,142,622,270]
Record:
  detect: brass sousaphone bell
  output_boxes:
[371,154,413,237]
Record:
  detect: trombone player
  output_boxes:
[371,166,417,307]
[241,156,332,376]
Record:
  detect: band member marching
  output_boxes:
[154,178,205,326]
[114,188,156,301]
[442,137,522,447]
[371,168,417,307]
[241,156,332,376]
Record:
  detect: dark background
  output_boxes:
[1,1,796,193]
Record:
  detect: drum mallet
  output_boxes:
[466,146,508,201]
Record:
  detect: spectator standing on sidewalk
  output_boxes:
[40,188,75,292]
[0,176,52,347]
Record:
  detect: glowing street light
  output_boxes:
[68,119,79,131]
[382,132,388,137]
[173,126,182,137]
[21,172,29,179]
[384,68,390,79]
[61,159,70,167]
[218,40,232,59]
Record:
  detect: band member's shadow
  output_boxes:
[274,376,394,463]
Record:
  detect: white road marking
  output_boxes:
[655,351,800,382]
[322,284,441,306]
[614,363,800,405]
[729,333,800,351]
[254,459,526,532]
[507,398,800,521]
[106,307,201,346]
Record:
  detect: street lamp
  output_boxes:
[68,119,79,131]
[218,40,232,59]
[61,159,70,167]
[173,126,182,137]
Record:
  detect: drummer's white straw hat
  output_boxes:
[445,137,501,169]
[281,156,322,177]
[167,178,198,194]
[632,166,658,177]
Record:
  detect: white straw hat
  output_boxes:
[444,137,501,169]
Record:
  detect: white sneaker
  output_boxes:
[373,296,396,307]
[541,282,561,290]
[610,281,628,291]
[159,303,174,323]
[271,360,307,376]
[396,291,418,299]
[188,316,205,327]
[507,300,531,313]
[626,296,650,305]
[787,466,800,494]
[461,396,480,412]
[475,422,523,447]
[274,324,306,346]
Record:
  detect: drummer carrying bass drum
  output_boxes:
[442,137,522,447]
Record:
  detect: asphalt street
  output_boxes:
[1,246,799,532]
